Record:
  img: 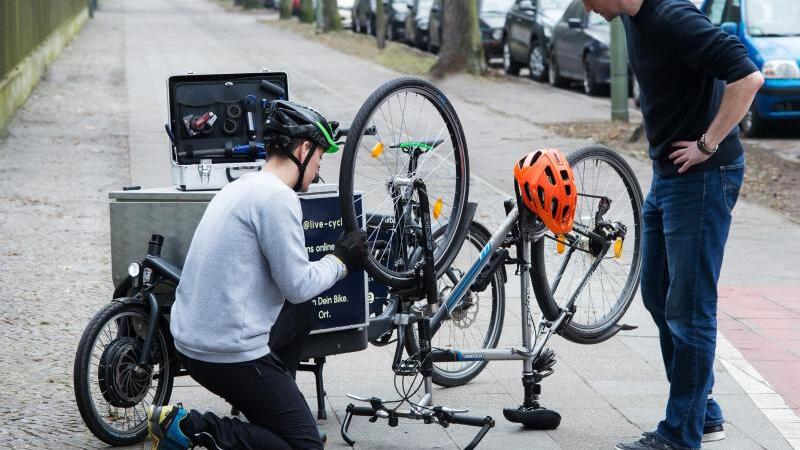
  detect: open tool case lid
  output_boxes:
[167,72,289,165]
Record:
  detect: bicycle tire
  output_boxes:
[404,221,506,387]
[73,300,175,446]
[339,77,470,289]
[531,145,643,343]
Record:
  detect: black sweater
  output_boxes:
[622,0,758,177]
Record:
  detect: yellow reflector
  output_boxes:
[556,235,565,254]
[614,238,623,258]
[371,142,384,158]
[432,198,443,219]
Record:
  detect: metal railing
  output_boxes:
[1,0,87,80]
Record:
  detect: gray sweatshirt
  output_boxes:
[171,171,346,363]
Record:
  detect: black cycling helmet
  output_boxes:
[263,100,339,191]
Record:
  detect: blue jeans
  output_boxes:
[641,155,745,450]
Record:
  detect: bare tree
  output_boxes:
[375,0,387,49]
[280,0,292,19]
[300,0,315,23]
[322,0,342,32]
[430,0,485,78]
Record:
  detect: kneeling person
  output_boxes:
[148,101,368,450]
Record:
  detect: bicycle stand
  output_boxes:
[341,180,494,448]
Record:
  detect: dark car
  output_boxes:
[386,0,410,41]
[548,0,610,95]
[427,0,514,60]
[352,0,408,40]
[405,0,434,48]
[502,0,572,80]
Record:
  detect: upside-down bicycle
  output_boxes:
[71,77,642,449]
[336,77,644,448]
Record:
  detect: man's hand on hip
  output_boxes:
[669,140,712,174]
[333,230,368,272]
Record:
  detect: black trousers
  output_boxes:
[180,301,322,450]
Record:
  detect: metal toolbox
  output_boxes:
[167,71,289,190]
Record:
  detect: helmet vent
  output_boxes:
[550,199,558,217]
[544,166,556,185]
[518,158,526,169]
[537,186,545,206]
[524,182,533,201]
[530,151,542,165]
[560,170,569,181]
[562,205,570,220]
[565,184,571,196]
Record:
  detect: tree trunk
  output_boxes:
[300,0,315,23]
[321,0,342,32]
[429,0,485,78]
[375,0,386,49]
[280,0,292,19]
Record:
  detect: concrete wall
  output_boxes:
[0,8,89,132]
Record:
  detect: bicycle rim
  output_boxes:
[533,146,642,336]
[341,78,469,288]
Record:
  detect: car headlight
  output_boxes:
[128,262,141,278]
[543,26,552,39]
[763,60,800,79]
[492,29,503,40]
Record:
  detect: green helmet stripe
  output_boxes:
[314,121,339,154]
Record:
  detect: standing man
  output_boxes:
[581,1,764,449]
[147,101,368,450]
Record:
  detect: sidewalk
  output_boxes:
[0,0,797,448]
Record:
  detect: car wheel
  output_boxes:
[741,104,766,138]
[503,40,521,76]
[583,58,600,96]
[548,52,566,87]
[528,43,547,82]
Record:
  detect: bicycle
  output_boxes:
[337,77,643,448]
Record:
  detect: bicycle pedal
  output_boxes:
[393,359,420,376]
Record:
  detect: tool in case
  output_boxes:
[167,71,289,190]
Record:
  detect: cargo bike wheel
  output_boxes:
[339,77,470,289]
[73,300,175,446]
[531,145,643,343]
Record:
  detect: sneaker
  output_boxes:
[616,432,676,450]
[702,424,725,442]
[147,403,192,450]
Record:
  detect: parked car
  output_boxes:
[548,0,610,96]
[405,0,434,49]
[352,0,375,34]
[352,0,406,39]
[701,0,800,137]
[386,0,410,41]
[339,0,355,29]
[502,0,572,80]
[480,0,516,63]
[427,0,514,60]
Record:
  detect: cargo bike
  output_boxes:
[73,77,643,448]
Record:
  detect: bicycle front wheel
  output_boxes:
[531,145,643,343]
[339,77,470,289]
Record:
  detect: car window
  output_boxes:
[481,0,515,13]
[539,0,572,14]
[704,0,727,25]
[746,0,800,36]
[562,0,584,21]
[587,11,607,27]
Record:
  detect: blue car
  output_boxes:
[701,0,800,137]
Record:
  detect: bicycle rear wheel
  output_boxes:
[531,145,643,343]
[339,77,470,289]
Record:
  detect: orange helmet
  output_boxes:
[513,149,577,234]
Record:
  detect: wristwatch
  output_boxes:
[697,134,718,156]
